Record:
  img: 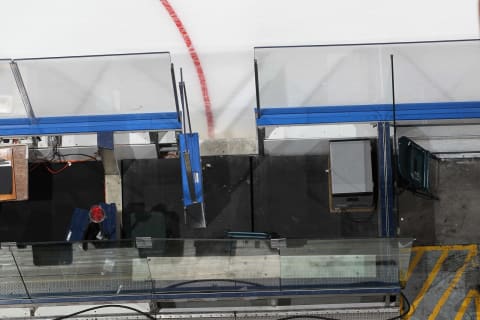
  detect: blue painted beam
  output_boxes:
[257,104,393,126]
[256,101,480,126]
[0,112,181,135]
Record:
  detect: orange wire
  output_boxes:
[44,162,70,174]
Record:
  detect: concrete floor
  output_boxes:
[403,245,479,320]
[399,158,480,319]
[399,158,480,245]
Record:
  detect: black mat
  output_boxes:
[252,156,378,238]
[121,156,252,239]
[122,156,378,240]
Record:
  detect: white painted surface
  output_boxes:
[330,140,373,194]
[0,308,30,318]
[281,255,377,278]
[267,124,377,140]
[143,255,280,280]
[0,0,478,148]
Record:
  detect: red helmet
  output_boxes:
[89,205,106,223]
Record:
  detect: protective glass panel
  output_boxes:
[2,238,411,300]
[279,238,413,290]
[392,40,480,103]
[15,53,175,117]
[0,60,27,118]
[146,239,281,292]
[0,248,29,300]
[255,45,392,108]
[9,241,152,298]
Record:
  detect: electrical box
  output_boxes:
[329,139,374,212]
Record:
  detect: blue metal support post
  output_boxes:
[377,122,396,237]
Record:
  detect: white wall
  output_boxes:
[0,0,478,150]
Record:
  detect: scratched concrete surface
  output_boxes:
[404,245,479,320]
[399,158,480,245]
[399,159,480,318]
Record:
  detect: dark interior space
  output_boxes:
[0,154,479,245]
[122,155,378,240]
[122,156,253,239]
[0,162,104,242]
[253,156,378,238]
[0,155,382,243]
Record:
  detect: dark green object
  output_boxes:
[398,136,437,198]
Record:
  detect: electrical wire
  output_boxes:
[166,279,264,289]
[29,141,97,174]
[275,315,339,320]
[276,291,410,320]
[44,162,70,175]
[51,304,156,320]
[388,291,411,320]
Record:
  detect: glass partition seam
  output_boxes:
[254,59,261,116]
[9,61,36,124]
[145,257,155,295]
[7,246,31,300]
[170,63,181,122]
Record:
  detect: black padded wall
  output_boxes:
[252,156,342,238]
[122,156,252,239]
[252,156,377,238]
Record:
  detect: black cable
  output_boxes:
[171,62,181,122]
[60,153,98,161]
[166,278,264,289]
[390,54,401,235]
[276,291,411,320]
[179,69,187,135]
[276,315,339,320]
[182,80,193,134]
[388,291,411,320]
[51,304,156,320]
[254,59,261,118]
